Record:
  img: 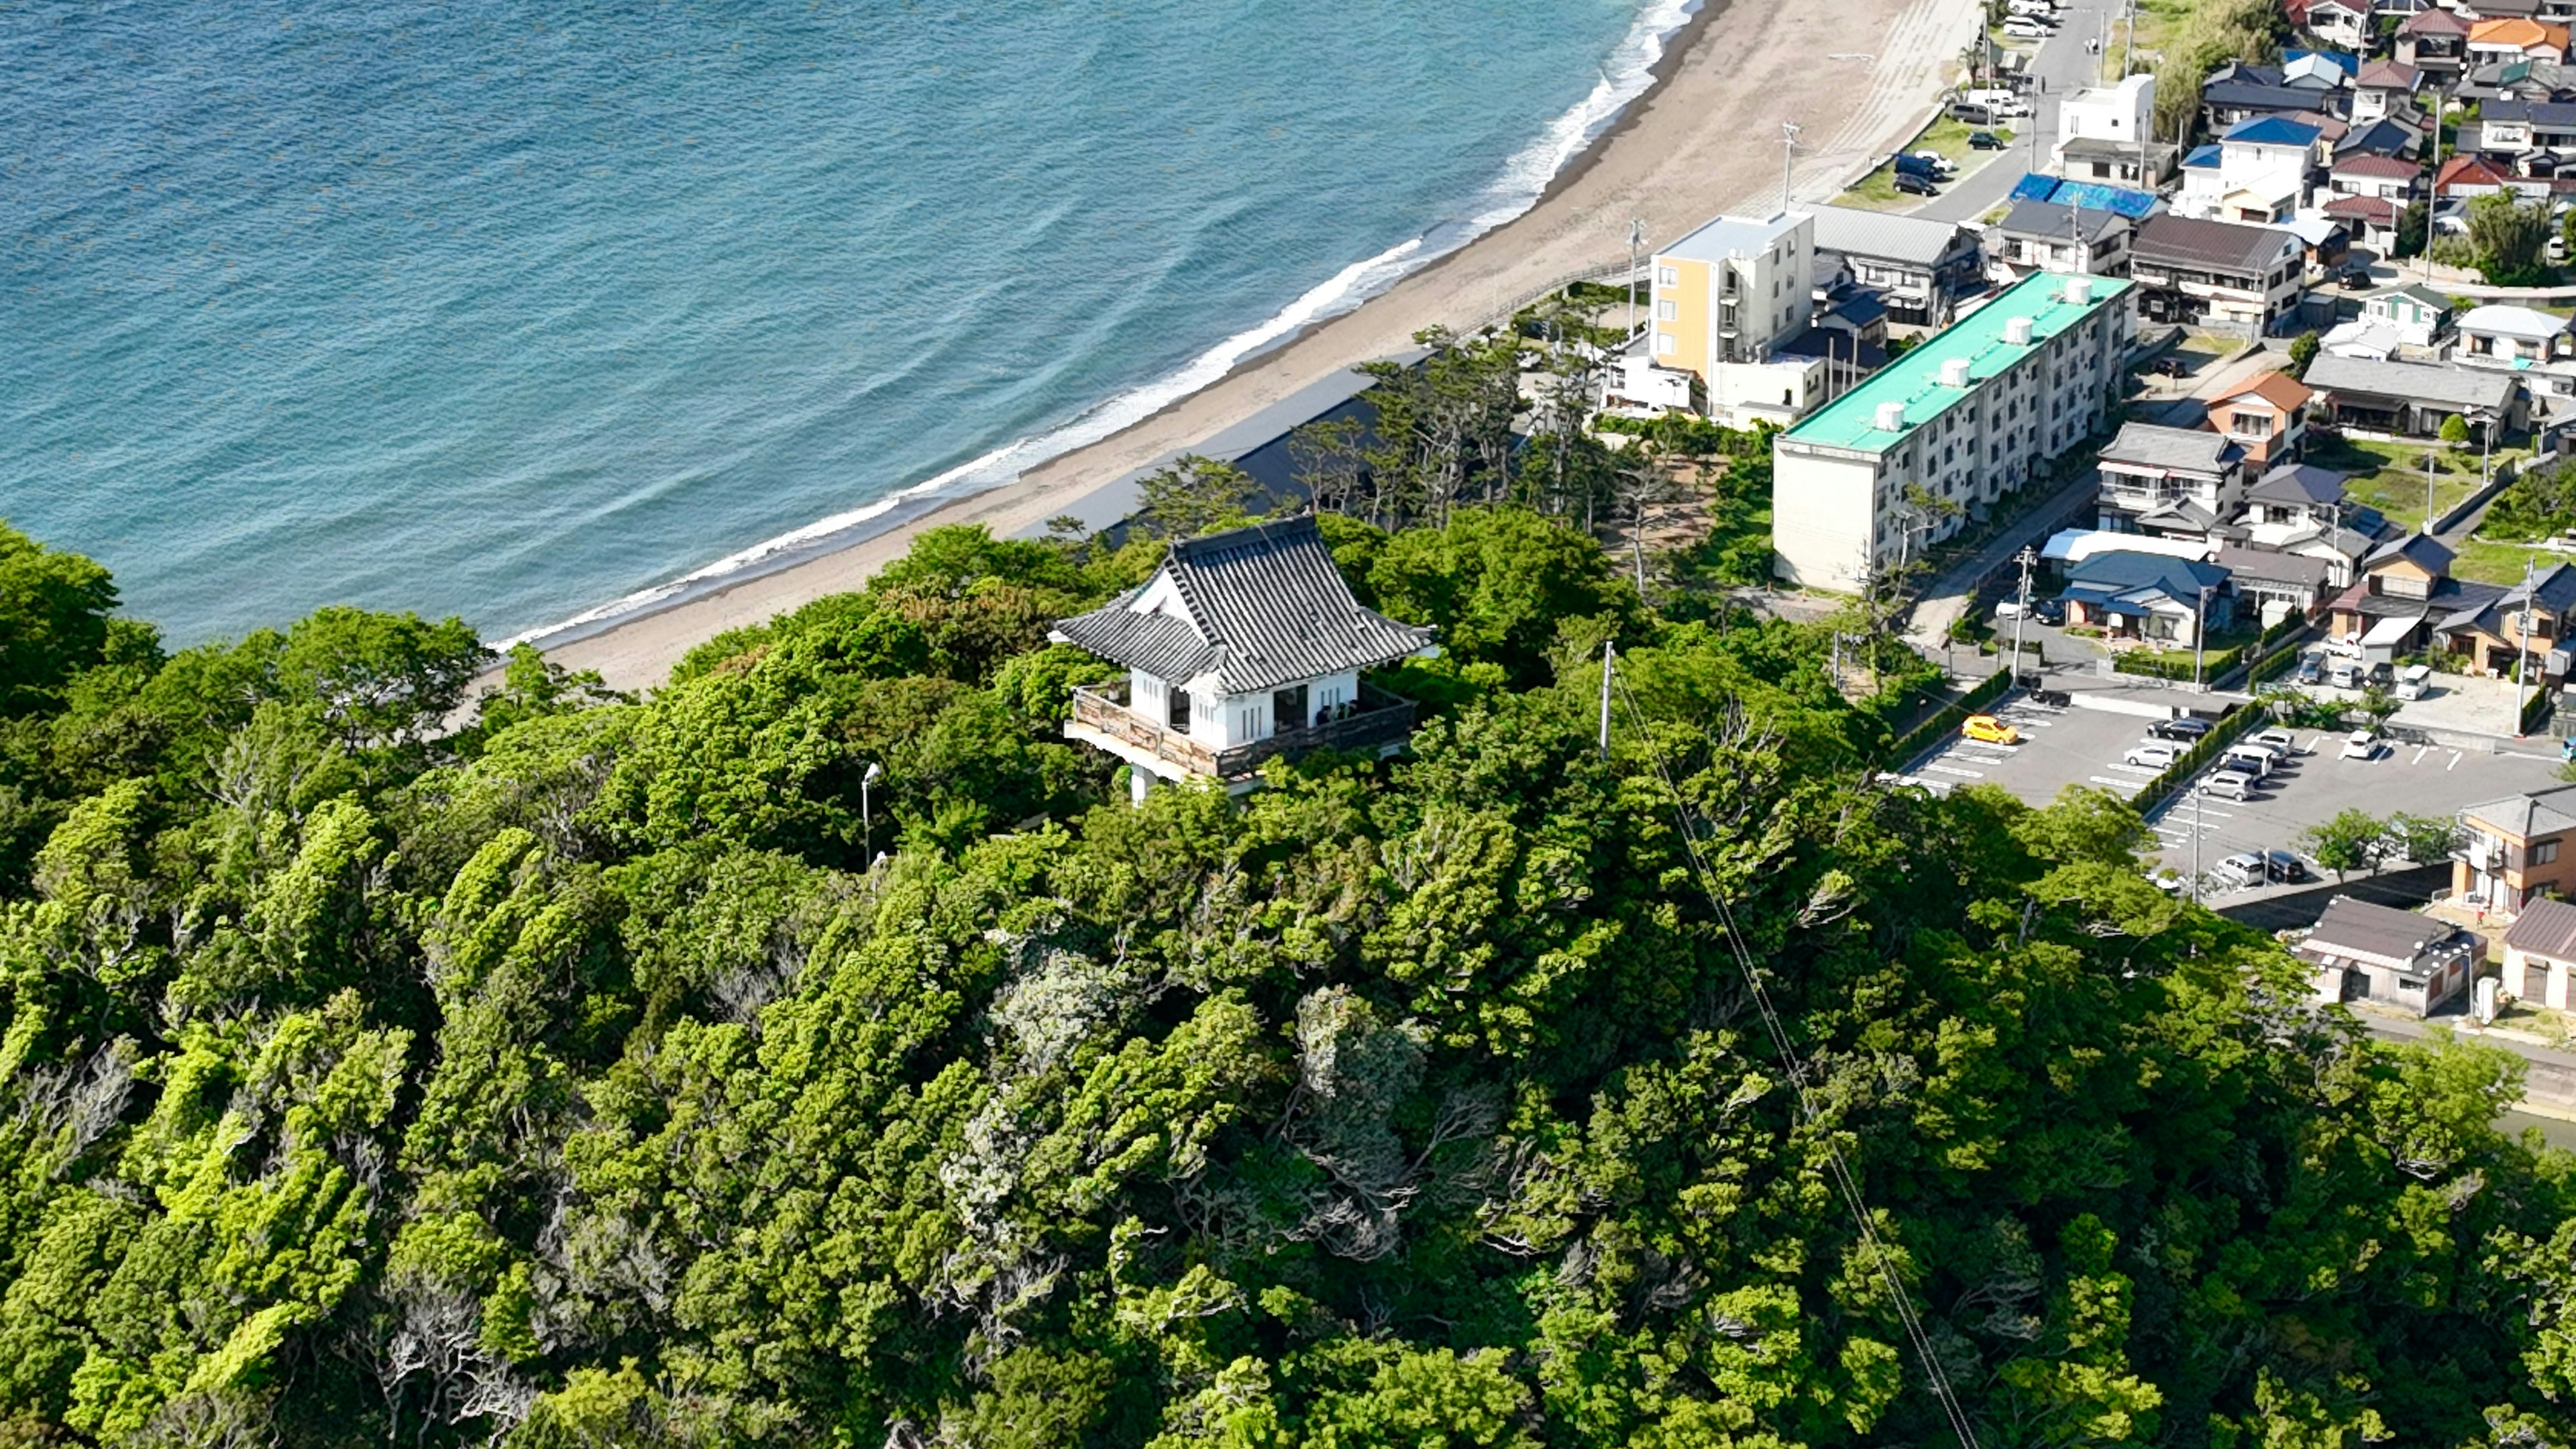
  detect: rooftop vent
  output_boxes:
[2063,276,2094,305]
[1940,358,1974,388]
[2004,315,2034,346]
[1874,400,1907,432]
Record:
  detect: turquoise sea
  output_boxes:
[3,0,1690,645]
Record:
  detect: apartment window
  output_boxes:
[1656,299,1677,321]
[1655,332,1676,356]
[2538,840,2562,866]
[1657,266,1677,286]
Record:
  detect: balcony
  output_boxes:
[1066,680,1419,782]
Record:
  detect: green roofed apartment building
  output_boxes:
[1771,270,2137,591]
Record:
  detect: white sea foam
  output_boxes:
[509,0,1702,651]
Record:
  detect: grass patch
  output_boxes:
[1837,119,2017,211]
[2451,535,2569,585]
[2306,435,2491,528]
[1835,169,1910,210]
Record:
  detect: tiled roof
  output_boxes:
[2214,543,2334,587]
[2357,59,2422,88]
[2332,153,2422,178]
[2404,6,2469,34]
[2132,213,2304,273]
[2216,369,2316,411]
[2461,303,2573,339]
[2464,784,2576,840]
[2505,896,2576,958]
[2248,462,2347,505]
[2365,531,2461,574]
[2300,896,2468,968]
[2437,154,2518,189]
[1807,206,1974,267]
[1050,517,1435,692]
[2324,195,2402,222]
[2469,17,2568,50]
[1997,199,2129,244]
[2100,421,2243,474]
[2226,116,2324,146]
[2485,97,2576,125]
[2305,353,2522,409]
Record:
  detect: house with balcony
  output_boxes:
[2302,352,2528,436]
[2234,462,2400,584]
[2176,117,2324,223]
[2429,557,2576,672]
[2502,896,2576,1008]
[2400,6,2471,75]
[1051,517,1435,801]
[2457,303,2575,364]
[2322,531,2504,651]
[2468,16,2573,65]
[2096,421,2249,535]
[2204,369,2314,467]
[2129,214,2307,333]
[2455,782,2576,910]
[1992,199,2135,278]
[2294,896,2482,1016]
[2352,59,2425,123]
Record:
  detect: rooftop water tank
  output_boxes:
[1874,400,1907,432]
[2004,316,2033,345]
[2064,276,2094,305]
[1940,358,1973,388]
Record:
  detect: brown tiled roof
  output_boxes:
[2334,154,2422,178]
[2506,897,2576,959]
[2216,369,2316,411]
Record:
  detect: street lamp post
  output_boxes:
[862,761,884,861]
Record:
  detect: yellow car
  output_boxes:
[1960,713,2020,746]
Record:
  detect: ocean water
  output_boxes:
[2,0,1687,647]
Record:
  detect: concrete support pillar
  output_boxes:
[1128,767,1153,808]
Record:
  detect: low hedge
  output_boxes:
[2114,643,2247,682]
[2130,703,2265,816]
[1884,669,2015,767]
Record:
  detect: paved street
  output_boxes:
[1913,0,2127,223]
[1899,469,2102,657]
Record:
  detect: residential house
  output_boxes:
[2320,193,2410,248]
[2050,77,2153,182]
[1770,272,2135,590]
[2326,152,2425,204]
[2294,896,2481,1016]
[2400,6,2471,74]
[2436,153,2521,198]
[2457,302,2575,362]
[2455,783,2576,910]
[2428,557,2576,672]
[2468,17,2573,64]
[2239,463,2397,585]
[2353,58,2426,121]
[1807,206,1986,327]
[2096,422,2250,535]
[2056,550,2235,643]
[2335,114,2425,161]
[2301,352,2527,434]
[2309,0,2375,48]
[2206,368,2315,466]
[2474,95,2576,154]
[2128,213,2307,332]
[2215,542,2337,615]
[2205,77,2343,129]
[2468,0,2550,23]
[2324,531,2501,649]
[2502,896,2576,1008]
[2284,50,2361,86]
[1051,517,1434,800]
[2177,117,2323,222]
[2365,283,2456,346]
[1992,199,2135,277]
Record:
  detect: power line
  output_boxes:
[1605,672,1986,1449]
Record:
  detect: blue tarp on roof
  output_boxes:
[2224,116,2323,146]
[2005,173,2161,217]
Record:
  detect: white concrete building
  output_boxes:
[1770,271,2137,591]
[2053,74,2156,171]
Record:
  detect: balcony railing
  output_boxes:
[1067,681,1419,780]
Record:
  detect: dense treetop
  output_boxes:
[0,501,2570,1449]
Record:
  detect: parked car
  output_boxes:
[2033,598,2065,625]
[2327,658,2362,689]
[1912,150,1957,176]
[2249,728,2299,755]
[2149,356,2187,378]
[2341,729,2382,760]
[2001,15,2051,36]
[1949,101,1996,126]
[2337,264,2373,290]
[2229,741,2288,771]
[2218,749,2275,780]
[1961,714,2021,745]
[2214,853,2268,889]
[1994,597,2028,620]
[2294,650,2324,684]
[2396,663,2433,700]
[1968,129,2005,150]
[1892,152,1939,179]
[2200,770,2261,801]
[2366,661,2395,688]
[2148,716,2213,743]
[2124,741,2183,769]
[2263,850,2312,883]
[1892,172,1939,197]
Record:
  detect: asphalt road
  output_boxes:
[1915,0,2128,224]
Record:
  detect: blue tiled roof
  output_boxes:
[2285,48,2361,75]
[2224,116,2323,146]
[2183,144,2223,169]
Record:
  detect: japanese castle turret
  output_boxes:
[1049,517,1437,800]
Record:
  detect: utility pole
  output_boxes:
[861,761,883,860]
[2516,555,2538,737]
[1627,218,1648,343]
[2194,584,2212,691]
[2424,81,2446,284]
[2012,545,2038,682]
[1780,121,1801,217]
[2424,446,2439,534]
[2191,773,2205,904]
[1599,639,1615,756]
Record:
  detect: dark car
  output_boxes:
[2149,716,2214,743]
[2294,651,2324,684]
[2149,356,2188,378]
[2033,598,2065,625]
[2337,264,2373,290]
[1892,172,1938,197]
[1892,152,1939,178]
[1968,129,2004,150]
[2263,850,2312,883]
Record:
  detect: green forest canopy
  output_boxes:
[0,511,2571,1449]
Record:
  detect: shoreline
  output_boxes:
[542,0,1980,692]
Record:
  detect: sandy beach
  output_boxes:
[543,0,1982,692]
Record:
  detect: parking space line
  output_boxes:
[2412,745,2431,764]
[2449,751,2461,770]
[1923,764,1984,777]
[2088,775,2143,792]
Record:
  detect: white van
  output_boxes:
[2002,16,2050,37]
[2327,657,2363,690]
[2396,663,2433,700]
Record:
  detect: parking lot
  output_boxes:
[1898,684,2571,898]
